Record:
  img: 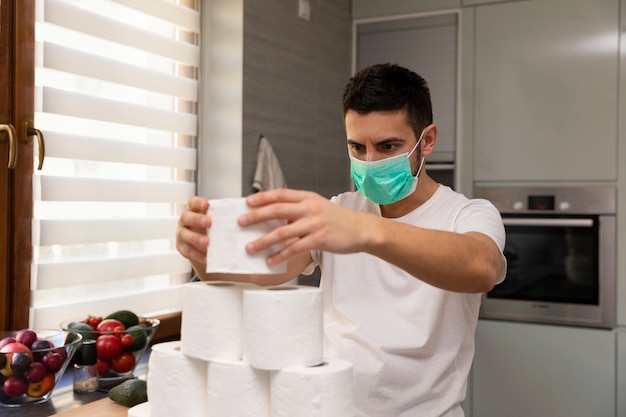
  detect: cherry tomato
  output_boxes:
[86,316,102,329]
[111,351,136,373]
[97,358,111,375]
[96,319,125,334]
[120,334,134,348]
[96,335,123,360]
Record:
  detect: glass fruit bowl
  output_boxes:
[0,329,82,407]
[61,317,159,390]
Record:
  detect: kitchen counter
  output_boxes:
[0,352,148,417]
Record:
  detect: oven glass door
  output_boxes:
[489,215,599,306]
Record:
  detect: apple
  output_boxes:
[15,330,37,349]
[3,375,27,398]
[26,373,54,398]
[24,362,46,383]
[41,352,64,373]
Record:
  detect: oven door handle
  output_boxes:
[503,218,594,227]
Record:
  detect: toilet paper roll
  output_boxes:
[243,285,323,370]
[147,341,208,417]
[207,197,287,274]
[206,359,270,417]
[182,281,258,361]
[270,359,354,417]
[127,401,151,417]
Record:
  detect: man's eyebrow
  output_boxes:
[347,137,404,145]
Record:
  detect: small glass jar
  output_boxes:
[73,339,99,393]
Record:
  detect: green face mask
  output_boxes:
[349,132,425,205]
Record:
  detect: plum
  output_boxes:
[15,330,37,349]
[10,352,31,374]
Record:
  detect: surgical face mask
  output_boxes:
[349,131,425,205]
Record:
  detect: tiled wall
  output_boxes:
[241,0,352,199]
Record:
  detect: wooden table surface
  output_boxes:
[52,398,129,417]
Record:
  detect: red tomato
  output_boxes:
[86,316,102,329]
[97,358,111,375]
[111,351,136,373]
[120,334,134,348]
[96,319,125,334]
[96,335,123,360]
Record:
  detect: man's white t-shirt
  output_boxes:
[310,185,506,417]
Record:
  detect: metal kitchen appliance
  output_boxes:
[474,185,616,329]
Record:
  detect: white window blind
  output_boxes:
[31,0,200,328]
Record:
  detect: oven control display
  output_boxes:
[528,195,554,211]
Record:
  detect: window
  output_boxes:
[31,0,199,327]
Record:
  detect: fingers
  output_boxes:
[176,196,210,265]
[245,189,312,208]
[187,196,209,213]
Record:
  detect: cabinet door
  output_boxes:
[472,320,616,417]
[618,330,626,417]
[473,0,619,182]
[356,13,458,164]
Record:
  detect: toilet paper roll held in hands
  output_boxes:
[182,281,258,361]
[243,285,323,370]
[270,358,355,417]
[207,197,287,274]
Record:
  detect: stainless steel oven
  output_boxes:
[474,186,616,329]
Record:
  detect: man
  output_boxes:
[176,63,506,417]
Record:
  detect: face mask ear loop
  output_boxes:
[407,128,426,159]
[414,156,425,178]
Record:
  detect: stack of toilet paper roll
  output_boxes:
[128,281,354,417]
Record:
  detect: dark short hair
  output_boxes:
[342,63,433,138]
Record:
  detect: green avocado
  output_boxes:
[108,378,148,407]
[125,324,148,351]
[104,310,139,329]
[67,321,97,340]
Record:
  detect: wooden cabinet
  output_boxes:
[471,0,619,182]
[471,320,616,417]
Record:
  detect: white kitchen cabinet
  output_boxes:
[471,320,616,417]
[618,330,626,417]
[472,0,619,182]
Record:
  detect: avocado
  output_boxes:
[108,378,148,407]
[125,324,148,351]
[104,310,139,329]
[67,321,98,340]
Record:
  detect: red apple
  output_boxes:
[26,373,54,398]
[3,375,27,397]
[41,352,64,373]
[24,362,47,383]
[15,330,37,349]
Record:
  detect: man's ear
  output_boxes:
[421,124,438,156]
